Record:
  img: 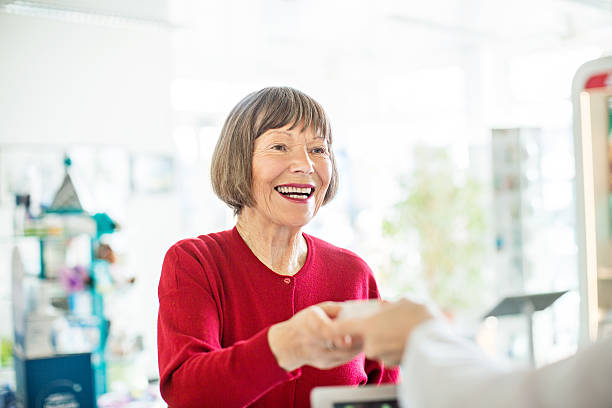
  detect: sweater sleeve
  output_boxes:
[364,358,400,384]
[157,244,300,408]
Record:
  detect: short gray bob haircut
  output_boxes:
[210,86,338,215]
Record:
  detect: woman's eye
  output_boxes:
[311,147,328,154]
[271,144,287,151]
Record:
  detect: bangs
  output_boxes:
[253,87,332,141]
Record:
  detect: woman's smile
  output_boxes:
[274,183,316,203]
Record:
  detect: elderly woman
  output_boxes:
[157,87,399,407]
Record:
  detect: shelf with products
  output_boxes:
[491,127,580,365]
[12,214,119,402]
[10,156,131,406]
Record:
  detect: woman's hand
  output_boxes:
[268,302,361,372]
[332,298,434,366]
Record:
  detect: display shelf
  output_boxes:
[12,211,117,402]
[492,127,543,294]
[5,155,134,406]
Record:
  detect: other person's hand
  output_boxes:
[332,298,434,366]
[268,302,361,371]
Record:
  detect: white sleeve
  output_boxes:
[399,320,612,408]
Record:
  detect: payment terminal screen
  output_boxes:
[333,401,398,408]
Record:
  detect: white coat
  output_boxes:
[400,320,612,408]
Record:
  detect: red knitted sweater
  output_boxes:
[157,227,399,407]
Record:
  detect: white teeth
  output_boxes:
[287,194,304,199]
[277,186,313,195]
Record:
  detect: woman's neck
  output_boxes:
[236,211,308,276]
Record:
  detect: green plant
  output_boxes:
[0,337,13,367]
[382,145,488,312]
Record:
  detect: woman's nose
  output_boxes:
[289,147,314,174]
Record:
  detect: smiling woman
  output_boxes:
[156,87,398,408]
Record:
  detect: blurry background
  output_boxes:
[0,0,611,405]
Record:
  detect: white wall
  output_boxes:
[0,9,175,382]
[0,12,173,152]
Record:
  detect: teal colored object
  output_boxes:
[92,213,117,238]
[45,208,84,214]
[18,156,117,401]
[25,220,115,400]
[90,289,109,397]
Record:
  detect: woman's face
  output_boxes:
[248,124,332,228]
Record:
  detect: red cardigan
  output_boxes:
[157,227,399,407]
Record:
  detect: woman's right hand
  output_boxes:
[267,302,362,372]
[332,298,434,366]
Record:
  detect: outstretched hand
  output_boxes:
[268,302,362,372]
[332,298,434,366]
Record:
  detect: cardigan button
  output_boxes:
[283,277,291,284]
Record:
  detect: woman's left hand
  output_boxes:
[268,302,362,371]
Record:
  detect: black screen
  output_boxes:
[332,400,398,408]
